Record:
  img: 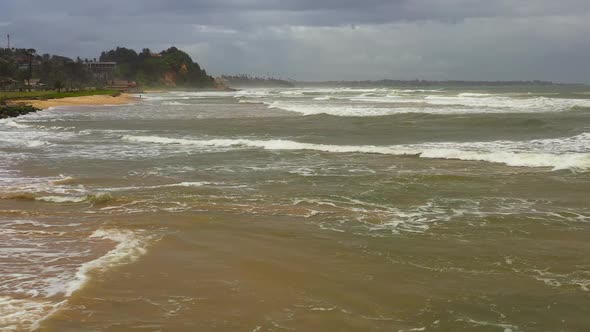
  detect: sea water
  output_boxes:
[1,86,589,331]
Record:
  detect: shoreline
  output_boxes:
[6,93,138,110]
[144,87,237,93]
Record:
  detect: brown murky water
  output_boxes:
[1,87,589,331]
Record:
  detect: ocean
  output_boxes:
[1,86,589,331]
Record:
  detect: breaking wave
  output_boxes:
[122,133,590,171]
[0,224,154,331]
[265,94,590,116]
[64,228,154,296]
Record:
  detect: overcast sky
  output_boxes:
[1,0,589,82]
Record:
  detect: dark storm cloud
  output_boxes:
[6,0,588,24]
[1,0,590,82]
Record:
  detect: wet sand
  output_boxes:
[10,93,137,110]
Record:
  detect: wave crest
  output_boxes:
[122,133,590,171]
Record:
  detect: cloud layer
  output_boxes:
[1,0,589,82]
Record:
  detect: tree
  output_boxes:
[63,62,90,89]
[91,46,215,87]
[54,80,65,92]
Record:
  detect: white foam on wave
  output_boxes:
[176,181,213,187]
[267,101,404,116]
[457,92,493,97]
[122,133,590,171]
[64,228,153,296]
[279,90,304,96]
[238,99,265,104]
[226,87,590,116]
[0,135,53,149]
[26,140,51,148]
[0,223,154,331]
[399,89,444,93]
[348,95,403,103]
[37,195,87,203]
[142,95,191,101]
[423,95,590,111]
[338,88,381,93]
[169,90,236,98]
[0,297,61,332]
[106,181,219,192]
[233,89,274,98]
[0,173,87,198]
[162,101,191,106]
[266,93,590,116]
[304,195,590,236]
[0,119,33,129]
[533,269,590,292]
[0,114,80,152]
[265,100,493,116]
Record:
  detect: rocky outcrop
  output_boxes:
[0,104,41,119]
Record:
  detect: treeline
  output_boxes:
[221,74,294,88]
[0,48,92,90]
[99,47,214,88]
[0,46,215,90]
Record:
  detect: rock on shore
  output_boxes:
[0,104,41,119]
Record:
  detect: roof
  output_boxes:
[0,77,17,83]
[84,61,117,65]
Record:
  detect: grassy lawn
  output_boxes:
[0,90,119,103]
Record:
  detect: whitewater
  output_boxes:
[122,133,590,171]
[1,85,590,331]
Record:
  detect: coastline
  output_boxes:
[7,93,138,110]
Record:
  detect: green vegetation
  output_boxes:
[99,47,215,88]
[1,46,215,91]
[0,104,40,119]
[0,89,119,103]
[1,48,93,90]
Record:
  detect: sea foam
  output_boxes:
[122,133,590,171]
[0,297,59,331]
[265,94,590,116]
[0,214,154,331]
[64,228,153,296]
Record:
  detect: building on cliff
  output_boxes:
[84,61,117,81]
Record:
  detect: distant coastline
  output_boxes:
[220,75,294,88]
[295,79,585,87]
[215,77,586,89]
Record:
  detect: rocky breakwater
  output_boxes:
[0,104,41,119]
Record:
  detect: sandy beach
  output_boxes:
[9,93,137,110]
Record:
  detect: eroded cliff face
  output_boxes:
[162,71,177,87]
[161,63,201,87]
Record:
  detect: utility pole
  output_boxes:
[25,49,35,91]
[6,34,9,49]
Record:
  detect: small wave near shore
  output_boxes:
[0,219,155,331]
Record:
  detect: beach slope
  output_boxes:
[9,94,137,110]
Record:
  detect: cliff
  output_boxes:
[100,47,215,88]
